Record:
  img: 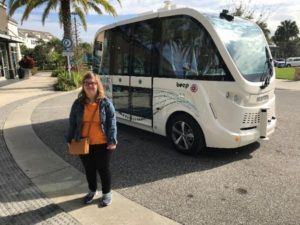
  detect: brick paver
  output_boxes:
[0,85,80,225]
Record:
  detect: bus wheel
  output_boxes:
[167,114,206,155]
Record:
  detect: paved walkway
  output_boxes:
[275,79,300,91]
[0,73,180,225]
[0,75,80,225]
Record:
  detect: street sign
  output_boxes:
[62,51,74,56]
[62,38,73,49]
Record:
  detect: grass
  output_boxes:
[275,67,296,80]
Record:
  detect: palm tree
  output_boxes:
[273,20,299,42]
[272,20,299,58]
[257,20,271,42]
[7,0,121,40]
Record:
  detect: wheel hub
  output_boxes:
[172,121,194,150]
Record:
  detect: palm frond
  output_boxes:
[21,0,48,22]
[74,6,87,31]
[42,0,58,25]
[9,0,27,16]
[87,1,102,15]
[72,0,88,13]
[115,0,122,7]
[96,0,117,16]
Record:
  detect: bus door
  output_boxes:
[112,75,131,122]
[129,76,152,127]
[110,21,155,127]
[110,26,131,122]
[112,73,152,128]
[128,20,156,127]
[112,71,152,128]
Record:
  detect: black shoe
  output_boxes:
[83,191,96,204]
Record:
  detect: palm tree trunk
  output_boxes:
[61,0,72,39]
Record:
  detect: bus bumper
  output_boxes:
[239,116,277,147]
[205,115,277,149]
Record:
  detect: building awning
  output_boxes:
[0,33,23,43]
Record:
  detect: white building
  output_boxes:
[18,28,57,49]
[0,2,23,79]
[7,18,22,67]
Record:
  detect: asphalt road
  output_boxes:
[31,89,300,225]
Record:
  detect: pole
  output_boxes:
[67,55,71,78]
[73,13,79,72]
[74,16,78,47]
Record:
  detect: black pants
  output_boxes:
[80,144,112,194]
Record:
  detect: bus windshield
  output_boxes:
[206,15,269,82]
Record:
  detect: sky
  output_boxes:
[8,0,300,43]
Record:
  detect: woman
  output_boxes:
[67,72,117,206]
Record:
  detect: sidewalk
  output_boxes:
[0,73,80,225]
[275,78,300,91]
[0,73,180,225]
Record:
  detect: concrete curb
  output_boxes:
[3,92,180,225]
[275,79,300,91]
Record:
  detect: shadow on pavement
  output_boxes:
[30,119,259,189]
[0,120,259,220]
[0,204,77,225]
[0,86,54,91]
[0,79,22,88]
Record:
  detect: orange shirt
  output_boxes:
[81,103,107,145]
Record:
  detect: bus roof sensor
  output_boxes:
[220,9,234,21]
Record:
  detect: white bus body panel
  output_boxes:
[152,79,276,148]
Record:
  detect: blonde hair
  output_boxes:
[78,71,105,102]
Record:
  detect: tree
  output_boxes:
[46,38,64,53]
[257,20,271,42]
[20,44,34,58]
[231,3,254,20]
[7,0,121,40]
[272,20,299,58]
[230,1,271,42]
[73,42,93,71]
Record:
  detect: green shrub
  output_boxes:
[54,71,82,91]
[51,68,65,77]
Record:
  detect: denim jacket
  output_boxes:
[66,97,117,145]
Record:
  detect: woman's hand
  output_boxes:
[107,144,116,151]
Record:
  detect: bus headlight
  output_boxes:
[226,92,243,105]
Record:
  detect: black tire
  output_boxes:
[286,64,291,67]
[167,114,206,155]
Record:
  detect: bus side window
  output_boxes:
[93,31,105,75]
[159,16,203,79]
[200,41,226,77]
[111,25,131,75]
[132,20,155,76]
[100,30,112,75]
[160,17,188,78]
[159,15,229,80]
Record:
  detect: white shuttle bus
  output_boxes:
[93,6,276,154]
